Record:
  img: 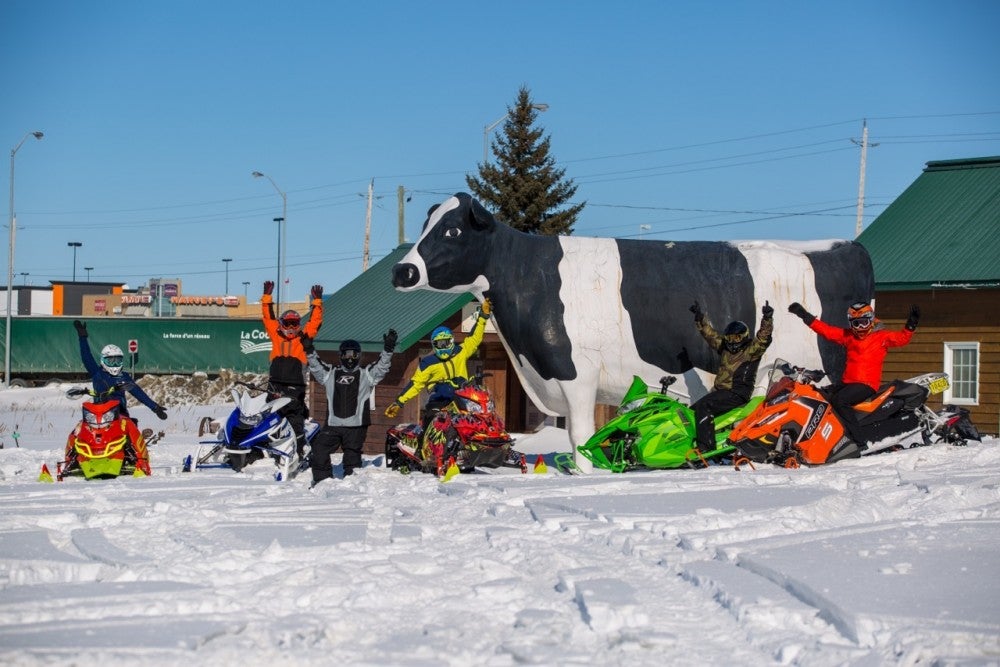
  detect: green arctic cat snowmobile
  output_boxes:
[579,375,762,472]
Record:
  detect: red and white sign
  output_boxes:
[127,339,139,354]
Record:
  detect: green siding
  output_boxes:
[3,317,271,376]
[857,156,1000,290]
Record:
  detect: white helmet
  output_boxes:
[100,344,125,376]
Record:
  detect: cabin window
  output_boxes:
[943,342,979,405]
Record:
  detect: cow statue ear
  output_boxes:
[467,195,496,232]
[426,204,440,218]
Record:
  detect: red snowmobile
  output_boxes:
[385,372,514,475]
[59,387,151,480]
[727,360,981,467]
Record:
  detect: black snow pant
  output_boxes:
[310,425,368,484]
[691,389,748,453]
[271,382,309,456]
[822,382,876,439]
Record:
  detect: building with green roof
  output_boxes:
[857,156,999,434]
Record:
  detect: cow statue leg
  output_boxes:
[559,381,597,474]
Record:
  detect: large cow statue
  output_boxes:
[393,193,874,472]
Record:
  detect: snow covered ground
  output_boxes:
[1,384,998,666]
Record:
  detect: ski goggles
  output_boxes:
[849,315,874,330]
[724,333,747,344]
[102,355,124,368]
[341,349,359,361]
[432,338,454,350]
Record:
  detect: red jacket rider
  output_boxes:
[788,301,919,404]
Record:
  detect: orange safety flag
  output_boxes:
[38,464,54,483]
[441,456,460,482]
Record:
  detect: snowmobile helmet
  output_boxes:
[100,344,125,377]
[339,339,361,370]
[278,310,301,337]
[431,326,455,360]
[847,302,875,337]
[722,321,751,354]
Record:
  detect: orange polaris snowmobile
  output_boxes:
[728,360,980,466]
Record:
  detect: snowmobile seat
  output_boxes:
[852,380,928,414]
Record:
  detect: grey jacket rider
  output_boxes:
[306,348,392,427]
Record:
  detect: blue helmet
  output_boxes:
[430,326,455,359]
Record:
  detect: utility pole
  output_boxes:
[852,119,878,238]
[363,178,373,271]
[397,185,406,245]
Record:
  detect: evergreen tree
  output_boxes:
[467,86,584,235]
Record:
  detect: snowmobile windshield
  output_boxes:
[619,376,652,413]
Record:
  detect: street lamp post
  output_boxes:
[67,241,82,281]
[242,281,250,301]
[19,272,28,285]
[5,130,43,389]
[252,171,287,309]
[84,267,93,282]
[483,103,549,163]
[273,218,283,306]
[222,258,232,294]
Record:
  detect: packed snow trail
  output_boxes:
[0,391,997,665]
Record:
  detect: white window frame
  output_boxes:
[943,341,979,406]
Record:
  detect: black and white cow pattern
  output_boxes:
[393,193,874,471]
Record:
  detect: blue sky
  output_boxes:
[3,1,999,299]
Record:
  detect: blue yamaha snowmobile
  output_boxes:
[183,381,318,481]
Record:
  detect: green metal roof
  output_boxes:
[312,244,472,352]
[857,156,1000,290]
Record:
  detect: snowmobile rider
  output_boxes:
[73,320,167,422]
[384,298,492,428]
[788,301,919,412]
[261,281,324,457]
[689,300,774,455]
[301,329,396,483]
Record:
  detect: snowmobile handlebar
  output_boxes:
[65,382,134,400]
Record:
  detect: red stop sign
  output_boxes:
[127,339,138,353]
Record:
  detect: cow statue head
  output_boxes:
[392,193,496,295]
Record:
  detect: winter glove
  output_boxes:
[300,334,315,355]
[383,328,398,353]
[788,302,815,325]
[480,298,492,319]
[761,300,774,319]
[689,301,704,324]
[310,284,323,301]
[905,304,920,331]
[154,406,168,421]
[263,280,274,296]
[384,401,402,419]
[73,320,88,338]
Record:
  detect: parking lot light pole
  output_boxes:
[5,130,43,389]
[67,241,82,281]
[252,171,287,309]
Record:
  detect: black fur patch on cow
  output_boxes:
[400,193,578,382]
[486,232,577,382]
[805,241,874,382]
[618,239,754,375]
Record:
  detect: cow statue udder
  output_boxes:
[392,193,874,472]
